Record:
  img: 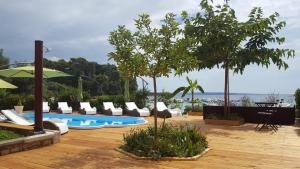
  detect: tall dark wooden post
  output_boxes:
[34,40,44,134]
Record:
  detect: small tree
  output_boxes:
[182,0,295,117]
[108,25,141,101]
[109,13,196,138]
[172,77,204,111]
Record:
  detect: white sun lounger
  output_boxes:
[43,102,50,113]
[125,102,150,117]
[58,102,72,114]
[157,102,182,117]
[103,102,123,116]
[1,110,68,134]
[80,102,97,115]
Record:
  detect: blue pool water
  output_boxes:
[23,113,148,129]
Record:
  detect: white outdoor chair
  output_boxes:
[103,102,123,116]
[58,102,72,114]
[80,102,97,115]
[1,109,68,134]
[43,102,50,113]
[125,102,150,117]
[156,102,182,117]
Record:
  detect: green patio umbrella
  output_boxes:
[0,79,17,89]
[0,66,71,78]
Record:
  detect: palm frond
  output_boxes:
[186,76,193,85]
[197,85,205,93]
[182,86,191,97]
[172,87,186,97]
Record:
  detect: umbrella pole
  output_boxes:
[34,40,44,134]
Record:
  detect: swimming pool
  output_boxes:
[23,113,148,129]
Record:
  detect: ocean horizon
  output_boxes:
[172,92,295,104]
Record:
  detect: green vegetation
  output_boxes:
[295,89,300,109]
[4,57,137,97]
[120,124,208,160]
[109,13,196,138]
[184,104,203,114]
[0,130,22,141]
[158,91,173,106]
[0,49,9,69]
[89,95,125,111]
[295,89,300,118]
[172,77,204,111]
[181,0,294,117]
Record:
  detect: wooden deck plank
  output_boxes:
[0,116,300,169]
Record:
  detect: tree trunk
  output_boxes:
[192,89,195,111]
[153,77,158,139]
[224,62,229,118]
[124,78,130,101]
[227,70,230,116]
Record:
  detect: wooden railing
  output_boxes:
[203,106,295,125]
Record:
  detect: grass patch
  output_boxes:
[0,130,23,141]
[120,123,208,160]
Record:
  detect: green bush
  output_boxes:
[90,95,125,111]
[184,104,203,114]
[23,95,34,111]
[295,89,300,109]
[120,124,208,160]
[0,94,19,109]
[0,130,23,141]
[57,88,81,110]
[132,89,149,108]
[158,91,173,106]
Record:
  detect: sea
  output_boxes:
[173,92,295,105]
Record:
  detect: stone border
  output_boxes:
[0,130,60,156]
[115,147,210,161]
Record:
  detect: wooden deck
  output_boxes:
[0,116,300,169]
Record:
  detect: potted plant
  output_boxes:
[14,96,24,113]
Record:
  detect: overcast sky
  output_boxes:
[0,0,299,94]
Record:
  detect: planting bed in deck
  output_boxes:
[0,123,60,156]
[116,147,210,161]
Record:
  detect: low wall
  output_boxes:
[203,106,295,125]
[0,130,60,156]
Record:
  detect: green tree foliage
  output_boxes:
[109,13,196,138]
[172,77,204,110]
[181,0,295,117]
[108,25,139,101]
[43,57,137,96]
[0,49,9,69]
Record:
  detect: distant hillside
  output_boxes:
[43,57,137,96]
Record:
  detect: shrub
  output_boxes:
[23,95,34,111]
[158,91,173,106]
[184,104,203,114]
[295,89,300,109]
[120,123,208,160]
[57,88,81,110]
[240,95,252,107]
[90,95,125,111]
[264,93,279,103]
[0,129,23,141]
[0,94,19,109]
[132,89,149,108]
